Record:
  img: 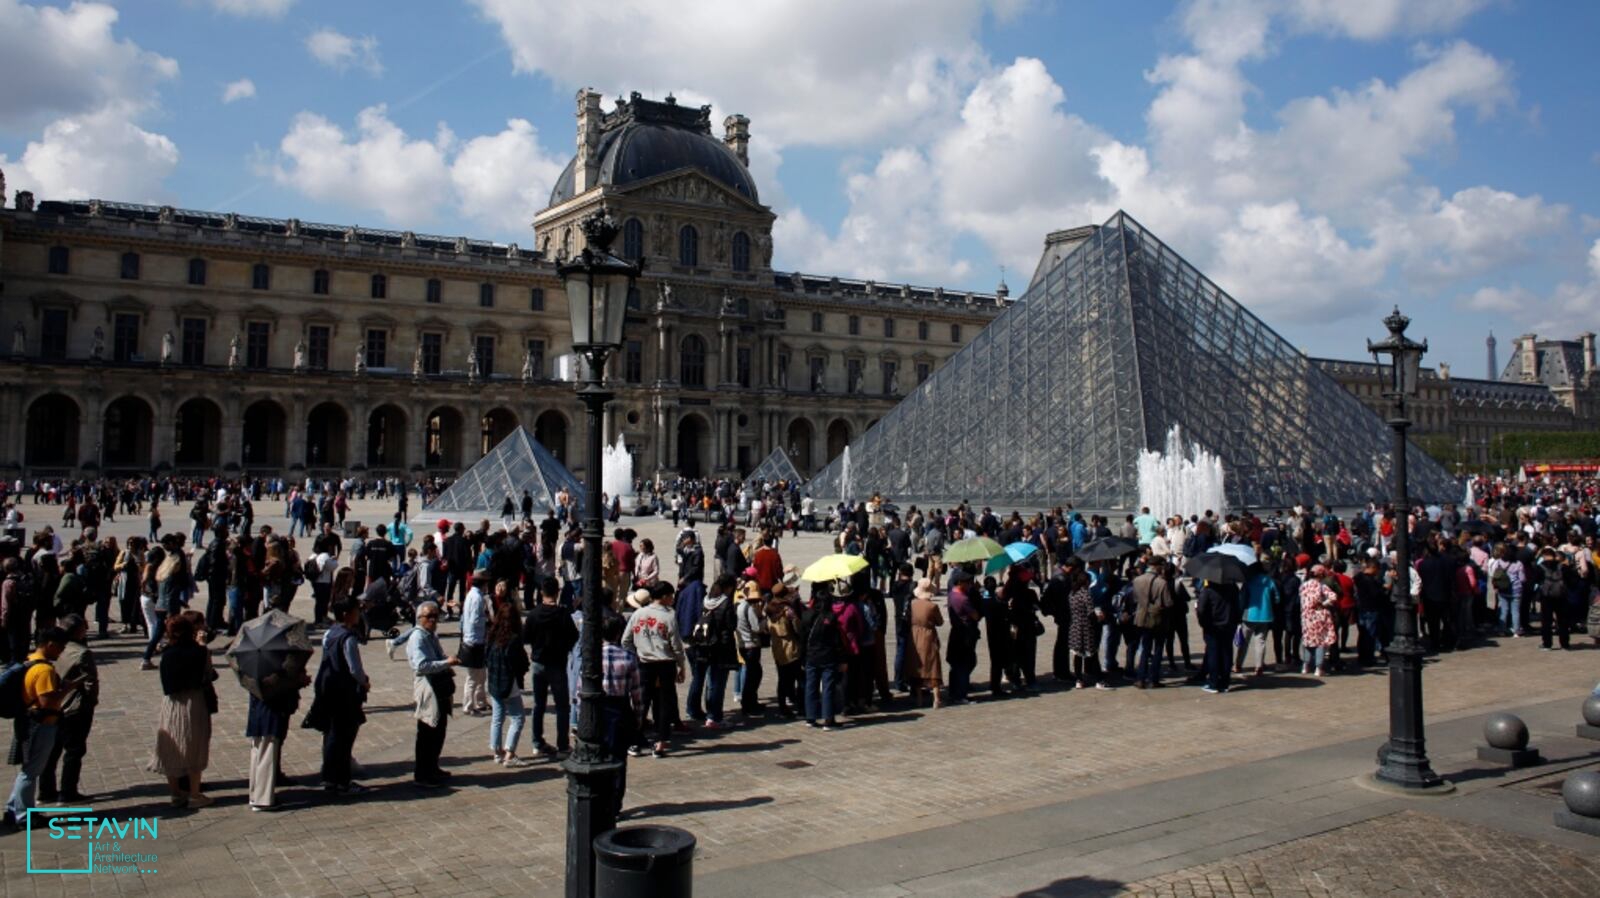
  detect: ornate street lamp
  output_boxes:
[1366,306,1452,794]
[556,208,643,895]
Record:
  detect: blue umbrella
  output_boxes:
[984,541,1040,575]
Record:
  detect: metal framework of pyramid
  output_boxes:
[746,447,803,486]
[808,211,1458,510]
[424,426,584,515]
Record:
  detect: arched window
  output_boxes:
[731,231,750,272]
[623,218,644,261]
[678,225,699,267]
[680,334,707,387]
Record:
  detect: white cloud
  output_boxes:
[221,78,256,104]
[0,0,178,131]
[1464,237,1600,330]
[207,0,294,15]
[306,28,382,75]
[471,0,995,146]
[269,106,567,235]
[449,118,567,232]
[1,106,178,201]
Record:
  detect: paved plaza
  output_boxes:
[1,498,1597,897]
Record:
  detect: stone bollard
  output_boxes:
[1553,770,1600,836]
[1476,712,1543,768]
[1576,695,1600,741]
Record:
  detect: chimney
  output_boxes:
[722,114,750,166]
[1519,333,1539,383]
[1582,332,1596,378]
[1486,331,1497,380]
[573,89,604,195]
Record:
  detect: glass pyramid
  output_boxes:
[808,211,1459,510]
[425,426,585,515]
[746,446,803,487]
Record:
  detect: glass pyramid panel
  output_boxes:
[425,426,585,516]
[808,211,1459,510]
[746,446,803,487]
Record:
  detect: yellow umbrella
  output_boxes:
[800,554,869,582]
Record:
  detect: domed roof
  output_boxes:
[548,94,759,207]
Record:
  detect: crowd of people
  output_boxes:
[1,472,1597,828]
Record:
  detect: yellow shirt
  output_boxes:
[23,649,62,725]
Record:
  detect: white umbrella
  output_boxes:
[1206,544,1257,566]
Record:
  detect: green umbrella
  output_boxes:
[944,536,1006,564]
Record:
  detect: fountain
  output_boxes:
[840,446,853,504]
[1136,425,1227,521]
[602,434,636,512]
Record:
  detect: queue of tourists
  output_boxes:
[1,473,1596,829]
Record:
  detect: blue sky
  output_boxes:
[2,0,1597,370]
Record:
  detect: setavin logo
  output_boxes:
[27,807,160,875]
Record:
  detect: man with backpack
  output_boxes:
[1536,549,1576,651]
[3,626,82,828]
[38,614,97,806]
[689,576,739,729]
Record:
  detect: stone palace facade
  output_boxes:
[0,92,1007,483]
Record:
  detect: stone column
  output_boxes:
[407,402,427,474]
[351,402,371,471]
[220,394,243,470]
[287,395,307,469]
[665,407,679,470]
[654,402,669,471]
[461,404,480,468]
[152,390,176,470]
[79,389,103,470]
[1,388,22,470]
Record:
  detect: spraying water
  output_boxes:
[602,434,635,506]
[1137,425,1227,520]
[840,446,853,504]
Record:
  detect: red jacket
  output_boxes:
[751,546,783,591]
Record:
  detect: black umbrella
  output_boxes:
[1075,536,1140,563]
[1184,551,1251,584]
[227,609,314,702]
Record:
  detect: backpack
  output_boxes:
[807,606,843,657]
[1539,571,1566,601]
[1491,566,1513,594]
[0,659,49,719]
[194,549,212,583]
[689,601,728,648]
[303,556,321,582]
[858,602,878,647]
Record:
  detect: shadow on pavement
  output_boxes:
[623,796,774,819]
[1015,874,1128,897]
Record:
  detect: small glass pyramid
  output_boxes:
[425,426,585,515]
[746,446,803,487]
[808,211,1459,510]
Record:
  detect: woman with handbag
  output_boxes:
[309,598,369,795]
[147,611,215,808]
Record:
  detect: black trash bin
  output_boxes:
[594,825,696,897]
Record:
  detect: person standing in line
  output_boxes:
[522,577,577,759]
[1299,567,1340,677]
[1195,578,1240,694]
[1130,559,1173,689]
[621,587,686,758]
[313,599,368,795]
[903,578,944,709]
[201,526,229,636]
[458,570,491,715]
[1235,562,1278,677]
[599,612,642,815]
[4,627,81,827]
[147,612,215,808]
[38,615,97,806]
[485,594,530,766]
[736,580,769,716]
[406,601,460,787]
[246,636,311,811]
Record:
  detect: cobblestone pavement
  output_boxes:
[1119,810,1600,897]
[2,500,1597,896]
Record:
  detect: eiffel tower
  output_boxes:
[808,211,1458,510]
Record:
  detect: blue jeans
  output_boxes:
[1203,627,1232,691]
[1301,644,1326,671]
[6,721,58,820]
[1136,629,1163,684]
[531,662,570,750]
[226,586,243,634]
[804,664,838,723]
[489,692,526,754]
[685,658,709,721]
[1499,592,1521,634]
[893,625,908,689]
[705,664,733,723]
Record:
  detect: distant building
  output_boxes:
[0,91,1006,481]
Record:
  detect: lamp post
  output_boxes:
[1367,307,1451,793]
[557,208,643,896]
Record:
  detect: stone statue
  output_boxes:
[90,326,104,361]
[712,221,728,263]
[354,347,366,375]
[888,365,900,395]
[401,230,416,248]
[652,215,670,255]
[521,348,535,383]
[778,358,789,390]
[757,233,772,269]
[412,344,423,380]
[0,167,5,209]
[14,191,34,212]
[656,282,674,311]
[849,368,862,394]
[466,345,480,383]
[11,322,24,357]
[228,333,241,370]
[293,339,306,371]
[160,330,174,365]
[720,289,737,314]
[284,218,300,236]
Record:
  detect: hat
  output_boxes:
[1311,564,1329,577]
[471,567,492,582]
[627,588,651,609]
[771,582,788,597]
[743,565,759,579]
[1366,547,1380,558]
[782,565,800,587]
[913,578,936,600]
[1294,553,1312,569]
